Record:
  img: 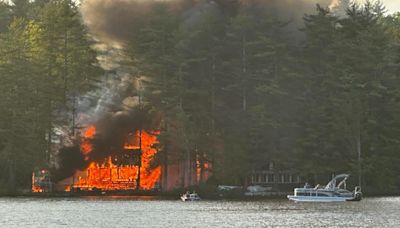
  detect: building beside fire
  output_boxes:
[32,169,53,193]
[247,162,303,192]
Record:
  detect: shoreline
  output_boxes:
[1,191,399,199]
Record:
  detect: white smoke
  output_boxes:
[76,42,141,127]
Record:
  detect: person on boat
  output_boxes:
[304,182,311,188]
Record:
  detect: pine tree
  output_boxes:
[0,1,11,33]
[0,0,100,192]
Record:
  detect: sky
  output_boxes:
[66,0,400,14]
[382,1,400,14]
[360,0,400,13]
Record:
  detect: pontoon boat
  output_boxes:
[287,174,362,202]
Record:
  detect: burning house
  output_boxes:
[31,43,212,194]
[32,110,210,194]
[57,128,161,192]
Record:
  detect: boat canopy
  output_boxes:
[324,174,350,190]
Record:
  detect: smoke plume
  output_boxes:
[81,0,334,44]
[54,44,158,180]
[54,0,336,181]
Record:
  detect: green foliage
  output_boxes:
[297,2,400,193]
[0,1,11,33]
[1,0,400,194]
[126,1,400,194]
[0,0,100,192]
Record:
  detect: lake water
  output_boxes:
[1,196,399,227]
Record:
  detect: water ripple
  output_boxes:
[0,197,399,227]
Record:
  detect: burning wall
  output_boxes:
[60,127,161,191]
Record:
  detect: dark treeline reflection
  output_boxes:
[1,0,400,195]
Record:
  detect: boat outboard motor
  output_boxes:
[351,186,362,201]
[354,192,362,201]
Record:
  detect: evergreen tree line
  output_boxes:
[128,1,400,194]
[0,0,399,195]
[0,0,100,193]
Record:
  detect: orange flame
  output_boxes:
[81,125,96,157]
[71,130,161,191]
[138,131,161,189]
[32,186,44,193]
[196,157,210,184]
[32,169,50,193]
[83,125,96,138]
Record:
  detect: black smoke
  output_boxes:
[54,0,334,181]
[88,108,155,162]
[54,107,160,181]
[53,145,87,182]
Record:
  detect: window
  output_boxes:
[284,174,290,183]
[298,176,302,183]
[261,174,267,183]
[268,174,274,183]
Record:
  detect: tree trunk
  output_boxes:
[8,158,16,194]
[136,128,142,190]
[181,158,185,188]
[200,155,205,184]
[356,125,362,188]
[63,26,69,103]
[187,147,191,187]
[211,59,216,131]
[242,35,247,112]
[162,124,169,191]
[47,102,52,164]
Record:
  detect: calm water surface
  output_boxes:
[0,196,399,227]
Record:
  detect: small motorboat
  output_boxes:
[287,174,362,202]
[181,191,201,201]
